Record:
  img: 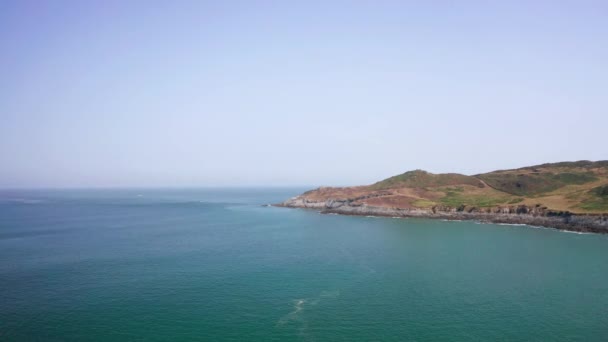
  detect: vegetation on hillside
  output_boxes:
[579,185,608,211]
[478,172,598,196]
[371,170,483,190]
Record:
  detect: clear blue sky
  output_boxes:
[1,1,606,188]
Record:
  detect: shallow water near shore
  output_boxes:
[1,188,608,341]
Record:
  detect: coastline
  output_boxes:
[275,198,608,234]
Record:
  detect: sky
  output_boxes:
[0,1,607,188]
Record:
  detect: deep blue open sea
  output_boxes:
[1,188,607,341]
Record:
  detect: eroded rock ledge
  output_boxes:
[276,196,608,234]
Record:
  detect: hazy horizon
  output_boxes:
[1,158,607,190]
[1,1,607,188]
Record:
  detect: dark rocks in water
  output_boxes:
[277,197,608,234]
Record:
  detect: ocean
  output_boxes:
[1,188,607,341]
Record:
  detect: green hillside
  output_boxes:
[477,171,598,196]
[371,170,484,190]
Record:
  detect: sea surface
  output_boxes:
[1,188,607,341]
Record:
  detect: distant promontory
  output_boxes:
[277,161,608,233]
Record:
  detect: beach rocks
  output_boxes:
[276,196,608,234]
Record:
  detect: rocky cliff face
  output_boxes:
[278,196,608,234]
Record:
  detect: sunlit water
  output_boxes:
[1,188,607,341]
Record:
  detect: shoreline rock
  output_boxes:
[276,197,608,234]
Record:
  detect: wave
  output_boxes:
[276,290,341,328]
[561,230,593,235]
[276,298,306,326]
[494,222,598,235]
[2,198,45,204]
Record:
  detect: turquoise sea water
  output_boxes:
[1,188,607,341]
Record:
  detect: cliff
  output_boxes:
[277,161,608,233]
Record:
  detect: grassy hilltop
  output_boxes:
[299,161,608,214]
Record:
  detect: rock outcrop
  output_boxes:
[277,196,608,234]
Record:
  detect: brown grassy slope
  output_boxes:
[295,160,608,214]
